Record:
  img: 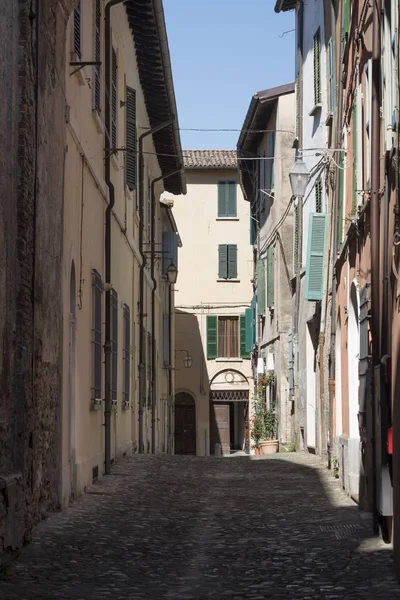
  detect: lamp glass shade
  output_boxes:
[289,158,310,198]
[183,354,192,368]
[167,263,178,284]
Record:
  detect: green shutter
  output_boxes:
[218,181,237,217]
[256,260,265,314]
[294,204,299,272]
[206,315,218,359]
[343,0,351,34]
[251,295,257,347]
[228,244,237,279]
[266,246,275,307]
[240,314,250,358]
[227,182,237,217]
[313,29,321,105]
[245,308,252,353]
[328,38,334,112]
[352,94,357,215]
[218,245,228,278]
[305,213,328,301]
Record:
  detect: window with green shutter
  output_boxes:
[352,93,357,215]
[245,307,253,354]
[240,314,250,358]
[218,181,237,217]
[305,213,328,301]
[343,0,351,35]
[315,179,323,213]
[266,246,275,307]
[338,154,344,248]
[125,86,137,190]
[206,315,218,359]
[218,244,237,279]
[327,38,334,113]
[293,204,299,273]
[257,260,265,314]
[313,28,321,105]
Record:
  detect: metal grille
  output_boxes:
[73,1,82,58]
[210,390,249,402]
[125,86,137,189]
[111,289,118,401]
[91,270,103,402]
[94,0,101,112]
[320,523,365,540]
[122,304,130,405]
[111,47,117,149]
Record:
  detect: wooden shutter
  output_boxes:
[305,213,328,301]
[251,295,256,346]
[228,245,237,279]
[315,179,322,213]
[338,153,344,247]
[266,246,275,307]
[122,305,130,405]
[206,315,218,359]
[269,133,275,190]
[73,1,82,58]
[250,204,257,245]
[227,182,237,216]
[218,244,228,278]
[92,270,102,402]
[294,204,299,272]
[218,182,226,217]
[94,0,101,112]
[257,259,265,314]
[245,308,253,353]
[111,48,117,149]
[125,87,137,189]
[313,28,321,105]
[111,289,118,401]
[163,315,170,366]
[343,0,351,34]
[352,93,357,215]
[240,314,250,358]
[327,38,334,112]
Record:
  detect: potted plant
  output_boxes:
[258,406,279,455]
[250,410,266,455]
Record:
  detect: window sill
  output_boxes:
[217,278,240,283]
[92,109,104,135]
[216,217,239,221]
[309,103,322,117]
[215,358,243,362]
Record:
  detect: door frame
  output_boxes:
[175,391,197,455]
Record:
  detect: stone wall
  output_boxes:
[0,0,75,563]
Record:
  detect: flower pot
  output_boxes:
[254,447,261,455]
[259,440,279,455]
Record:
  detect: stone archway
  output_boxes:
[175,392,196,455]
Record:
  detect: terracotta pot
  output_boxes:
[259,440,279,455]
[254,447,261,455]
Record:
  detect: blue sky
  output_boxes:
[163,0,295,150]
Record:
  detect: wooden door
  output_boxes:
[210,402,230,455]
[175,393,196,455]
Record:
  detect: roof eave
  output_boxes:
[274,0,298,13]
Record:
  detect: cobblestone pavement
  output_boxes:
[1,453,399,599]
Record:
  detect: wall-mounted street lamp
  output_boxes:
[289,156,309,198]
[175,349,193,369]
[167,263,178,285]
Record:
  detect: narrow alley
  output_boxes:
[0,454,398,600]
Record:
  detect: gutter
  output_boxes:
[104,0,125,476]
[150,167,182,455]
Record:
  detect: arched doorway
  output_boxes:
[175,392,196,455]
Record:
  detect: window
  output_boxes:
[91,270,102,406]
[218,244,237,279]
[111,289,118,402]
[111,47,117,149]
[73,0,82,58]
[125,86,137,189]
[256,259,265,314]
[315,179,323,213]
[163,315,170,366]
[218,181,237,217]
[313,28,321,106]
[122,305,130,407]
[93,0,101,112]
[305,213,328,301]
[327,38,334,113]
[268,132,275,190]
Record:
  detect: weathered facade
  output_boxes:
[0,0,76,562]
[171,151,253,456]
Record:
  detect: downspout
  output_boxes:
[370,0,382,532]
[168,284,173,452]
[104,0,124,476]
[138,118,175,454]
[328,0,344,464]
[150,166,182,455]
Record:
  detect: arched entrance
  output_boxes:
[175,392,196,455]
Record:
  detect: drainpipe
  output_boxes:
[168,284,173,452]
[138,118,175,454]
[328,0,344,465]
[104,0,124,476]
[150,166,182,454]
[370,0,382,532]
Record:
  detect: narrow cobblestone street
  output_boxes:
[1,453,399,599]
